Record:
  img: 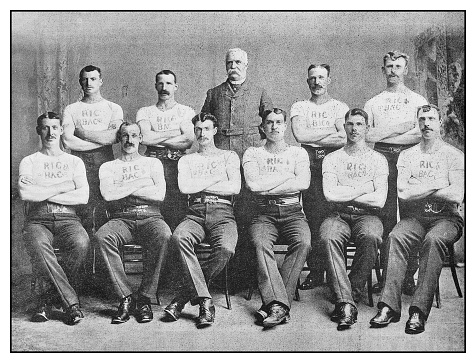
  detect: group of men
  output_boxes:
[19,48,464,335]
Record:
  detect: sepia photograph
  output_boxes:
[10,10,465,352]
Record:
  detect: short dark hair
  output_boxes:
[156,70,177,83]
[191,112,218,129]
[79,65,102,79]
[383,51,409,66]
[117,121,140,139]
[260,108,287,139]
[345,108,369,125]
[308,63,331,77]
[417,104,441,120]
[37,111,61,126]
[261,108,287,123]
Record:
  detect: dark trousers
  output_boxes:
[379,215,464,318]
[23,213,90,307]
[302,146,340,272]
[73,147,114,230]
[320,212,383,306]
[95,215,172,300]
[172,203,238,305]
[250,203,311,309]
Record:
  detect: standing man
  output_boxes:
[243,108,311,329]
[320,108,388,331]
[291,64,349,290]
[19,112,89,325]
[137,70,195,230]
[364,51,428,292]
[370,104,464,334]
[95,122,171,324]
[163,113,241,328]
[201,47,273,287]
[62,65,124,230]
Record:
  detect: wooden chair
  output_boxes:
[434,243,463,308]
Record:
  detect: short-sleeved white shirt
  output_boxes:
[63,99,124,132]
[364,88,427,130]
[397,140,464,186]
[136,103,195,144]
[179,150,239,181]
[290,99,349,147]
[322,147,389,187]
[19,152,86,188]
[243,145,310,178]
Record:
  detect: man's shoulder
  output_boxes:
[102,99,123,110]
[175,103,195,114]
[365,90,387,105]
[399,144,420,160]
[439,141,464,160]
[368,148,388,163]
[207,81,229,93]
[20,151,40,164]
[324,147,345,161]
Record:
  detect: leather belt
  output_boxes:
[220,127,259,136]
[374,142,416,155]
[146,146,185,161]
[26,202,76,216]
[189,193,233,206]
[109,205,161,217]
[302,144,339,160]
[256,194,301,207]
[331,203,381,216]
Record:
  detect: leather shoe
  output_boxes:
[64,304,84,325]
[262,304,290,329]
[31,301,52,322]
[196,298,215,328]
[370,305,400,328]
[405,310,426,334]
[136,296,153,323]
[330,305,340,322]
[164,296,189,321]
[254,305,268,325]
[299,271,325,290]
[111,295,134,324]
[335,303,358,331]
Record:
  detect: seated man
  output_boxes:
[163,113,241,328]
[19,112,90,325]
[370,104,464,334]
[320,108,388,331]
[95,122,171,324]
[243,108,311,329]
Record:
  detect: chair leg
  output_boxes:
[367,273,374,307]
[224,263,231,310]
[294,278,301,302]
[449,246,463,298]
[435,282,441,308]
[246,283,254,300]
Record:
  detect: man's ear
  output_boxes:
[36,126,41,135]
[213,127,218,136]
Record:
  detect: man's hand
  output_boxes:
[408,177,421,185]
[74,121,86,138]
[361,180,375,194]
[430,177,450,190]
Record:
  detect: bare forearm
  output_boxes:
[293,127,338,144]
[318,133,347,147]
[19,182,75,202]
[75,129,117,145]
[63,134,102,151]
[268,177,309,194]
[432,186,464,204]
[246,175,294,193]
[324,185,369,203]
[353,191,386,209]
[47,186,89,205]
[160,135,193,150]
[131,185,165,202]
[141,130,182,146]
[205,180,241,195]
[179,178,221,195]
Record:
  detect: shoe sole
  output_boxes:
[196,320,214,329]
[405,327,424,334]
[137,317,153,323]
[66,316,84,325]
[164,309,180,322]
[370,316,400,328]
[254,310,267,324]
[31,313,49,322]
[262,316,290,329]
[111,317,129,324]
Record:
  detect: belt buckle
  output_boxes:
[203,195,218,204]
[316,150,326,159]
[269,199,277,206]
[48,204,66,213]
[424,202,443,214]
[389,146,402,154]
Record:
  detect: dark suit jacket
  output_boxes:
[201,79,273,158]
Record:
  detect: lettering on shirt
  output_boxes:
[346,162,368,179]
[121,164,144,181]
[75,109,108,127]
[417,160,441,180]
[42,161,70,179]
[260,156,293,174]
[190,158,226,178]
[154,115,177,131]
[305,110,332,128]
[381,97,410,112]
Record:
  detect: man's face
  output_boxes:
[119,124,142,154]
[344,114,368,143]
[155,74,178,101]
[194,119,217,146]
[226,51,248,82]
[80,70,103,95]
[307,67,331,96]
[418,108,441,140]
[261,112,287,142]
[382,57,408,85]
[38,118,63,147]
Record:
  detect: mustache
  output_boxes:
[159,91,170,95]
[422,127,433,132]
